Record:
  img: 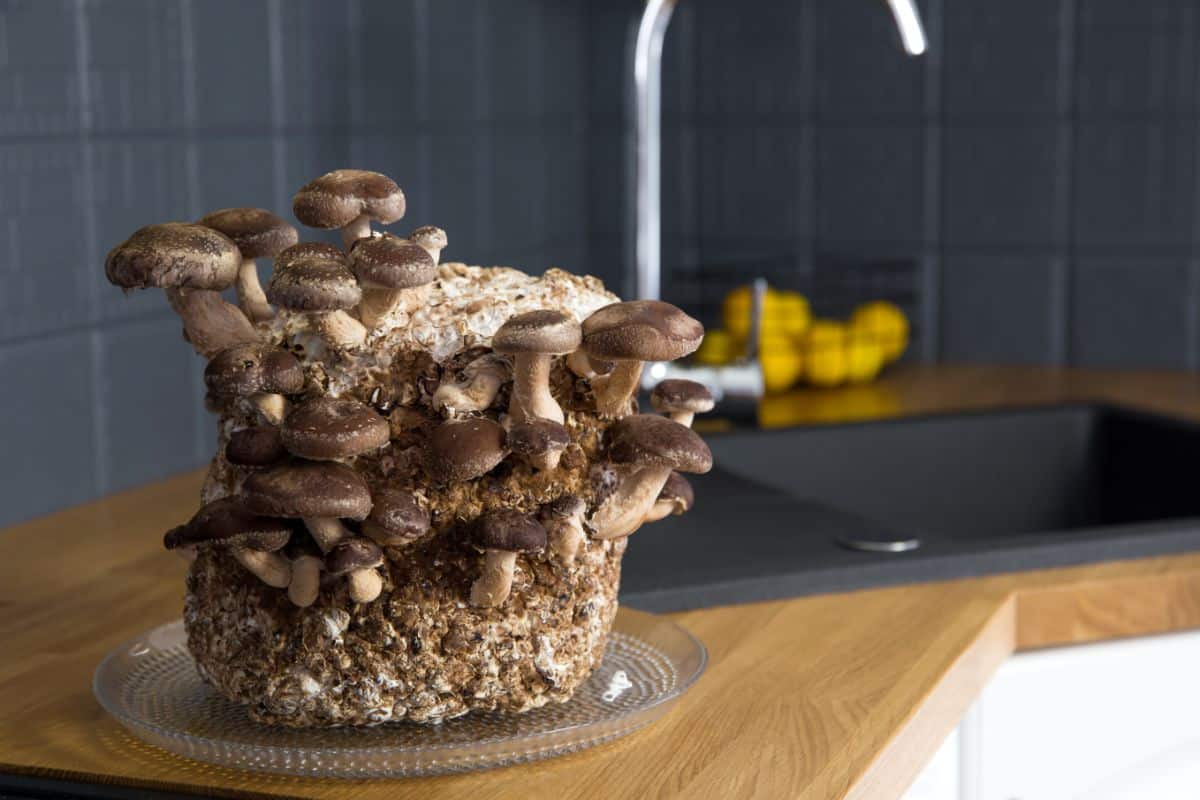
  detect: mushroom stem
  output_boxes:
[252,392,289,425]
[470,549,517,607]
[567,350,598,379]
[347,568,383,603]
[529,450,563,472]
[164,287,260,359]
[303,516,351,553]
[511,353,562,424]
[288,554,323,607]
[232,548,292,588]
[432,355,508,415]
[547,514,586,565]
[174,545,198,565]
[643,499,676,524]
[314,311,367,349]
[592,360,643,418]
[669,410,695,428]
[358,285,429,329]
[236,258,274,323]
[341,213,373,250]
[590,466,670,540]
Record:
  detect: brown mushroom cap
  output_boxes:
[226,425,287,467]
[204,343,305,396]
[293,169,406,229]
[473,510,547,552]
[541,494,585,519]
[198,208,299,259]
[606,414,713,474]
[105,222,241,291]
[493,310,582,356]
[363,488,430,544]
[280,396,390,460]
[267,255,362,311]
[582,300,704,362]
[650,379,715,415]
[242,461,373,520]
[164,497,293,551]
[507,419,570,458]
[409,225,448,250]
[426,418,507,483]
[658,471,694,512]
[348,233,436,289]
[276,241,344,270]
[324,538,384,576]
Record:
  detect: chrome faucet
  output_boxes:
[632,0,927,402]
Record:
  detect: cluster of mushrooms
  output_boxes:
[105,169,714,611]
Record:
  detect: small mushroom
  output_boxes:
[198,207,298,323]
[241,460,373,553]
[582,301,704,417]
[285,535,324,607]
[469,510,547,607]
[280,396,389,461]
[643,472,694,523]
[492,310,582,424]
[267,248,367,350]
[425,418,508,484]
[432,353,510,415]
[363,488,431,547]
[540,495,586,565]
[105,222,257,358]
[163,525,197,563]
[163,497,293,588]
[204,343,305,424]
[566,349,613,380]
[226,425,287,467]
[507,418,570,471]
[276,241,344,266]
[292,169,406,249]
[589,414,712,540]
[348,233,437,328]
[409,225,448,264]
[325,538,386,604]
[649,379,715,428]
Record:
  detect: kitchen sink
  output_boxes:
[620,405,1200,612]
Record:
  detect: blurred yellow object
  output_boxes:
[722,285,811,341]
[759,333,805,393]
[850,300,909,363]
[845,327,885,383]
[694,328,739,365]
[802,320,849,387]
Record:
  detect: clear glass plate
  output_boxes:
[93,608,706,778]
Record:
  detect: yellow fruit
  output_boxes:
[694,329,739,365]
[759,334,804,393]
[850,300,909,363]
[722,286,812,341]
[802,320,849,388]
[845,327,885,383]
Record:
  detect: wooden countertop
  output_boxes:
[5,365,1200,799]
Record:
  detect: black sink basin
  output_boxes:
[619,405,1200,612]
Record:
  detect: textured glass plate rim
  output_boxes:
[92,608,707,777]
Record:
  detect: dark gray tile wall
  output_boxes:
[586,0,1200,368]
[3,0,1197,524]
[0,0,587,526]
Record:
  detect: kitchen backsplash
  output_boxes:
[0,0,1195,525]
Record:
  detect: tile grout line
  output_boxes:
[924,0,945,363]
[1051,0,1078,366]
[74,0,106,498]
[266,0,288,215]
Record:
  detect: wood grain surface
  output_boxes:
[5,366,1200,799]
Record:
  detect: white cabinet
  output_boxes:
[904,629,1200,800]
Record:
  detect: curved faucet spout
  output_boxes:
[632,0,926,303]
